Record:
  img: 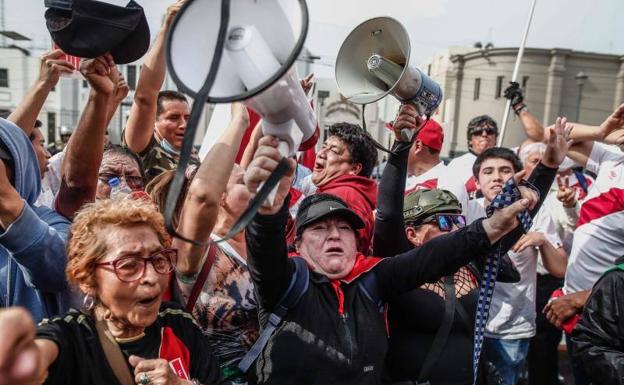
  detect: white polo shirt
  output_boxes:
[563,143,624,294]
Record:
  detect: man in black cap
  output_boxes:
[241,134,541,385]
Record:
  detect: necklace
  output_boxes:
[114,332,146,344]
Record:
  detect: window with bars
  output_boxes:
[0,69,8,87]
[474,78,481,100]
[495,76,504,99]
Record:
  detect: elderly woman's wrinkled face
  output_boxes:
[95,224,169,329]
[96,152,143,199]
[296,217,358,280]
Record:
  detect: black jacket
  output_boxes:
[246,197,497,385]
[571,255,624,385]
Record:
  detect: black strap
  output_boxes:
[358,271,383,312]
[418,276,456,382]
[219,157,291,242]
[164,0,231,246]
[238,257,310,373]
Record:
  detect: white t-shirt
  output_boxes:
[563,143,624,294]
[465,196,562,339]
[485,204,562,339]
[405,161,447,193]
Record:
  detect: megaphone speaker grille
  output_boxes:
[166,0,309,103]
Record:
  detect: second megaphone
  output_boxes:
[335,17,442,118]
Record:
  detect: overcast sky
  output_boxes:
[4,0,623,78]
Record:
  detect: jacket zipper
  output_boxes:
[332,281,354,361]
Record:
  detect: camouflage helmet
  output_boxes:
[403,189,462,224]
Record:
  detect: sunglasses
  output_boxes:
[411,214,466,232]
[98,173,144,190]
[95,249,177,283]
[471,127,497,137]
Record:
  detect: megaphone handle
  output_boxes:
[261,140,292,207]
[401,129,416,142]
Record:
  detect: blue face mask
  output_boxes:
[159,137,180,156]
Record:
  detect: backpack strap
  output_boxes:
[417,276,456,383]
[358,270,383,312]
[238,257,310,373]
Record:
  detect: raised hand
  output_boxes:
[481,170,539,244]
[37,49,76,88]
[112,70,130,105]
[300,73,314,96]
[244,135,296,215]
[542,117,573,168]
[600,103,624,145]
[392,104,424,142]
[163,0,187,29]
[79,54,116,96]
[512,231,545,253]
[231,102,250,129]
[556,174,577,208]
[0,308,41,385]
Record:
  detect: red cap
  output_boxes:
[416,119,444,152]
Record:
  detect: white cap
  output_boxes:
[60,126,73,136]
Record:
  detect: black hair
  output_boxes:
[103,144,146,180]
[472,147,523,179]
[28,121,44,142]
[328,122,377,178]
[156,90,188,117]
[467,115,498,138]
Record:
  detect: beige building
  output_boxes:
[421,46,624,157]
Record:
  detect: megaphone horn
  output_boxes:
[335,17,443,141]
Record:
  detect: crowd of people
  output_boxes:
[1,2,624,385]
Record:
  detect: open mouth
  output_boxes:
[137,294,160,307]
[325,246,344,254]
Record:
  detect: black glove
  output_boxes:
[503,81,526,114]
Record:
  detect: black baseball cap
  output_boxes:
[45,0,150,64]
[295,193,365,236]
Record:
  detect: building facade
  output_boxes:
[421,46,624,156]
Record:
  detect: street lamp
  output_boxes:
[575,71,588,122]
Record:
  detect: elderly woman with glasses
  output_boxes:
[12,198,219,385]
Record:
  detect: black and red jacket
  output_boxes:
[245,197,495,385]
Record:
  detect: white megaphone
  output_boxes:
[335,17,443,141]
[167,0,317,205]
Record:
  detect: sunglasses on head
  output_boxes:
[471,127,497,137]
[412,214,466,232]
[98,173,144,190]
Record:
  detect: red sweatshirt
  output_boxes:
[317,174,378,254]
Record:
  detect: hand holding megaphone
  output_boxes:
[335,16,443,142]
[244,136,297,215]
[392,104,425,142]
